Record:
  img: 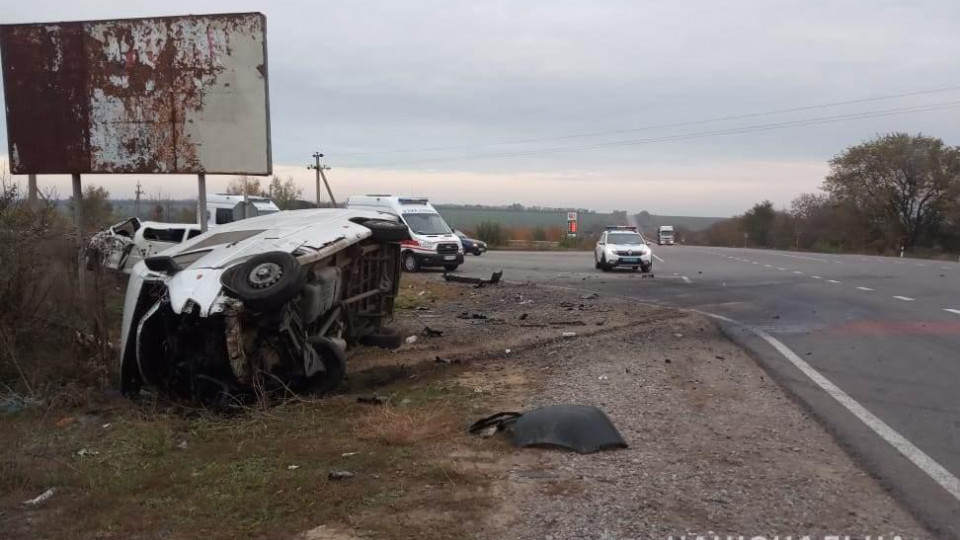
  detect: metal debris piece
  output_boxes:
[328,470,356,480]
[444,270,503,287]
[422,326,444,338]
[468,405,628,454]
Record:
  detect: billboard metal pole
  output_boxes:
[27,174,38,208]
[72,173,84,288]
[197,173,208,232]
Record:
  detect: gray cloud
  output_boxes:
[3,0,960,214]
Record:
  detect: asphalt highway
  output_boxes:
[462,246,960,538]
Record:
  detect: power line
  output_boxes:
[334,85,960,157]
[342,100,960,168]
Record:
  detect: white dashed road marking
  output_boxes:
[793,270,803,275]
[699,312,960,504]
[892,296,914,301]
[777,267,786,271]
[764,264,772,268]
[652,253,665,263]
[945,308,960,316]
[681,276,692,284]
[827,279,841,283]
[811,275,822,279]
[857,286,874,291]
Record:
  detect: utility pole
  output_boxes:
[134,180,145,219]
[308,151,337,207]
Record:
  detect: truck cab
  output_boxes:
[657,225,675,246]
[346,195,464,272]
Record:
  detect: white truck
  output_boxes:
[657,225,675,246]
[346,195,464,272]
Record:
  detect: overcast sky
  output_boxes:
[3,0,960,216]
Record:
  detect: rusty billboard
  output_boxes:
[0,12,271,175]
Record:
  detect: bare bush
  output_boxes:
[0,172,121,398]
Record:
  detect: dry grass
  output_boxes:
[0,370,499,540]
[353,403,459,446]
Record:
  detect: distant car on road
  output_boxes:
[454,230,487,256]
[594,226,653,273]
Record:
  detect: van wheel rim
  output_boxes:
[248,262,283,288]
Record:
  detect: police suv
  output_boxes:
[594,226,653,273]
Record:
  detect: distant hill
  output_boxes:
[435,205,722,233]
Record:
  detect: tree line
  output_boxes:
[689,133,960,255]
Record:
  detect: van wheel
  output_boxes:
[402,252,420,272]
[443,264,459,272]
[359,326,404,349]
[361,219,410,242]
[224,251,306,311]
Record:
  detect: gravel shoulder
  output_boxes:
[384,273,930,539]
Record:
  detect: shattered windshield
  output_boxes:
[403,213,451,235]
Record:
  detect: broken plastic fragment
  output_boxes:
[24,488,55,505]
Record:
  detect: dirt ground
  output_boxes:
[0,271,932,539]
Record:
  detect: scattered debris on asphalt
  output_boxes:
[435,356,461,365]
[468,405,628,454]
[444,269,504,287]
[405,335,418,345]
[287,464,300,470]
[561,332,577,338]
[457,312,488,320]
[581,292,599,300]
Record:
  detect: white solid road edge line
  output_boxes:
[700,311,960,503]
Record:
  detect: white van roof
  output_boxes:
[346,195,435,212]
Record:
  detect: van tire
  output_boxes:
[361,219,410,242]
[359,326,404,349]
[304,338,347,394]
[224,251,306,311]
[402,252,420,272]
